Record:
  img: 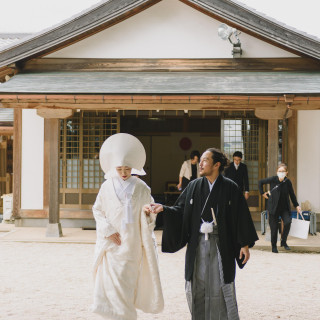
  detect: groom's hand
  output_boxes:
[239,246,250,264]
[151,203,164,214]
[143,204,164,215]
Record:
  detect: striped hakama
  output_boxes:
[186,226,239,320]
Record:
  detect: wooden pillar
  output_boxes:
[44,118,62,237]
[268,119,279,177]
[287,110,297,192]
[38,109,73,237]
[12,109,22,219]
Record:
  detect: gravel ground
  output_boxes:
[0,242,320,320]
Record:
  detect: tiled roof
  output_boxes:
[0,71,320,94]
[0,33,32,50]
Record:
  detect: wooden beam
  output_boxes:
[0,66,16,83]
[45,118,63,237]
[267,119,279,177]
[12,109,22,219]
[287,110,298,192]
[22,58,320,72]
[255,108,292,120]
[19,209,48,218]
[1,95,320,110]
[61,210,93,219]
[18,209,93,219]
[0,126,14,135]
[0,102,290,110]
[37,108,74,119]
[0,94,285,103]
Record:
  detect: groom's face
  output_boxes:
[199,151,214,177]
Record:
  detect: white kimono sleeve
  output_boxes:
[92,189,117,239]
[144,195,157,232]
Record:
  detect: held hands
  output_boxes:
[151,203,164,214]
[239,246,250,264]
[296,206,302,214]
[143,204,153,216]
[244,192,250,200]
[143,203,164,216]
[107,232,121,246]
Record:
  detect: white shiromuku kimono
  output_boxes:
[91,176,164,320]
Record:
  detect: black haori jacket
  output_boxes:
[162,175,258,284]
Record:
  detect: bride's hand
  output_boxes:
[143,204,153,216]
[107,232,121,245]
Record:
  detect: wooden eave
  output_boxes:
[21,58,320,73]
[0,0,320,69]
[0,94,319,111]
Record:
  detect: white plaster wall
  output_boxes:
[48,0,297,59]
[21,110,44,209]
[297,111,320,213]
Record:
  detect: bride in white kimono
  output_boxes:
[91,133,164,320]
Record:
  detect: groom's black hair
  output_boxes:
[205,148,229,173]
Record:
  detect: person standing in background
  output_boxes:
[258,163,301,253]
[177,150,200,191]
[224,151,250,200]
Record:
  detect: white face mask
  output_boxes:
[277,172,286,179]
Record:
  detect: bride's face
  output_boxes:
[116,166,132,180]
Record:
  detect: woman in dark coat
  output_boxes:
[258,163,302,253]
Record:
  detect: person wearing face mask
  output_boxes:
[258,163,301,253]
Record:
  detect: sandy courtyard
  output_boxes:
[0,241,320,320]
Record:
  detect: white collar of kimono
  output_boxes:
[207,177,217,192]
[113,176,137,229]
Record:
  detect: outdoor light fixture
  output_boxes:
[218,23,242,57]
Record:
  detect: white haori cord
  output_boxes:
[200,220,214,240]
[200,208,217,240]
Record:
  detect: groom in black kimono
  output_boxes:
[148,148,258,320]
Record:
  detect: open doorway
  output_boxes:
[120,110,220,204]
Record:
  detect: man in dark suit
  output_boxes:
[224,151,250,200]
